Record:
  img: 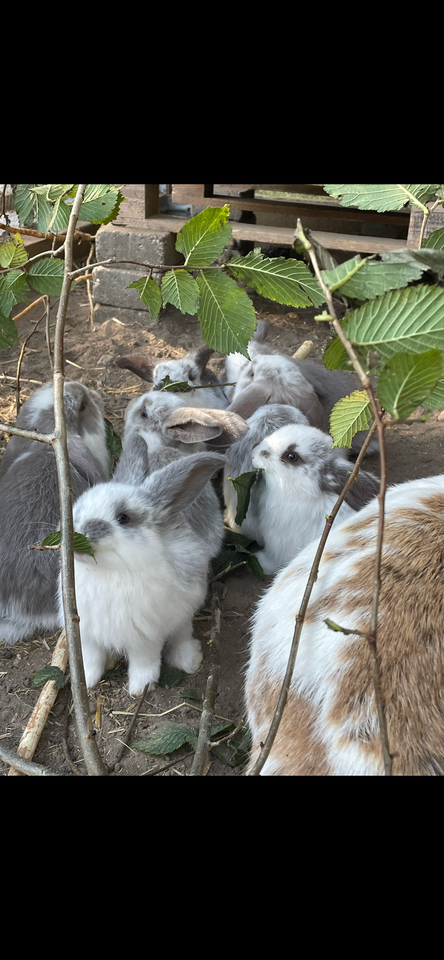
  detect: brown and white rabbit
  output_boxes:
[247,422,379,574]
[61,436,226,695]
[246,472,444,776]
[0,381,110,644]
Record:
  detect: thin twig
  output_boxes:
[189,589,222,776]
[297,220,392,776]
[15,299,48,414]
[86,243,95,329]
[0,220,95,242]
[11,295,48,324]
[0,744,58,776]
[108,683,150,772]
[248,420,378,776]
[46,296,53,371]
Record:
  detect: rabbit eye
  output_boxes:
[284,451,299,463]
[117,513,130,525]
[141,409,148,418]
[79,401,87,412]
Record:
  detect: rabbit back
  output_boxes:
[246,473,444,776]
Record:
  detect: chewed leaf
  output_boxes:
[330,390,372,448]
[31,666,67,689]
[229,469,261,525]
[176,205,232,267]
[42,530,96,560]
[131,721,199,755]
[127,276,162,317]
[160,375,192,392]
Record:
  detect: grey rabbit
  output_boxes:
[116,344,230,410]
[0,381,111,644]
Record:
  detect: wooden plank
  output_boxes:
[146,214,406,254]
[144,184,159,217]
[407,202,444,248]
[171,184,211,203]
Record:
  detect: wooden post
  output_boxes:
[144,185,159,218]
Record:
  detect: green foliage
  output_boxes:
[228,469,261,525]
[197,269,257,357]
[322,252,425,301]
[42,531,96,560]
[132,721,199,755]
[175,204,232,267]
[31,666,67,690]
[28,257,68,296]
[423,228,444,250]
[323,184,439,214]
[0,233,28,268]
[210,722,252,768]
[329,390,373,448]
[211,528,264,581]
[343,285,444,359]
[13,183,126,235]
[377,349,443,420]
[158,668,184,688]
[161,269,200,314]
[227,248,325,307]
[0,309,19,348]
[159,375,192,392]
[322,337,352,371]
[127,276,162,317]
[105,418,123,462]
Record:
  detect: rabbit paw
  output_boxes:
[163,634,203,675]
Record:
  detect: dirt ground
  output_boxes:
[2,276,444,777]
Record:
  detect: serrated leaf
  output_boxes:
[323,251,426,301]
[196,269,257,357]
[161,269,199,314]
[330,390,372,448]
[0,234,28,268]
[176,205,232,267]
[227,249,325,307]
[210,723,252,767]
[343,284,444,358]
[0,310,19,348]
[78,185,126,225]
[377,349,443,419]
[31,666,67,690]
[159,374,192,393]
[28,258,68,296]
[127,276,161,317]
[42,530,96,560]
[13,184,36,225]
[158,667,184,688]
[322,337,353,371]
[229,469,261,524]
[423,228,444,251]
[131,721,198,755]
[389,248,444,282]
[421,378,444,410]
[321,257,367,293]
[323,184,439,214]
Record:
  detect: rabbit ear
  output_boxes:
[112,434,150,484]
[163,407,248,445]
[67,437,106,486]
[227,383,272,419]
[253,319,269,343]
[144,452,227,518]
[116,355,156,382]
[191,344,214,371]
[320,455,379,509]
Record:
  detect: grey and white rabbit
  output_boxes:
[227,347,328,430]
[246,472,444,776]
[233,421,379,575]
[123,388,249,455]
[116,344,230,410]
[0,381,110,644]
[62,436,226,695]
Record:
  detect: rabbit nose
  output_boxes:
[152,381,163,391]
[259,448,270,458]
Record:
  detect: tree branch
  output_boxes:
[189,588,222,776]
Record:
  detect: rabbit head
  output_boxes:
[66,451,226,694]
[241,421,379,574]
[227,352,327,430]
[123,390,248,454]
[117,344,229,410]
[245,472,444,776]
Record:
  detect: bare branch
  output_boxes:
[189,589,222,776]
[0,744,59,776]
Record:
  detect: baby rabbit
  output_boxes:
[123,389,249,454]
[227,348,327,430]
[245,472,444,776]
[63,436,226,695]
[237,421,379,575]
[116,344,230,410]
[0,381,110,644]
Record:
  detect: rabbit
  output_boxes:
[0,381,111,645]
[61,440,227,695]
[116,344,230,410]
[223,403,311,534]
[122,389,249,455]
[248,422,380,574]
[245,471,444,776]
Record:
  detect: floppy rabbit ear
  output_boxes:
[343,469,380,511]
[116,355,157,382]
[112,434,150,484]
[192,344,214,371]
[67,437,107,486]
[227,383,272,420]
[163,407,249,445]
[144,452,227,518]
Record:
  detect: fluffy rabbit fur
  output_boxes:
[123,389,249,454]
[0,382,110,644]
[63,437,226,695]
[116,344,230,410]
[246,473,444,776]
[235,421,379,575]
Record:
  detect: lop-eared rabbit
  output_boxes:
[0,381,110,644]
[246,473,444,776]
[63,435,226,695]
[122,388,248,455]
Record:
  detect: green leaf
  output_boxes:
[13,184,36,225]
[323,252,425,301]
[28,258,68,296]
[227,249,325,307]
[421,377,444,410]
[211,528,264,581]
[131,721,199,755]
[324,618,348,633]
[0,233,28,268]
[377,350,444,419]
[31,666,67,690]
[181,688,200,701]
[0,310,19,348]
[423,228,444,250]
[78,185,126,225]
[42,530,96,560]
[161,269,199,314]
[159,374,192,393]
[390,248,444,282]
[229,469,261,524]
[323,184,439,215]
[105,418,122,458]
[127,276,162,317]
[175,205,232,267]
[196,269,257,357]
[321,257,368,293]
[322,337,353,371]
[343,285,444,358]
[330,390,373,448]
[158,668,184,688]
[210,722,252,767]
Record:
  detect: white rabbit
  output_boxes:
[123,389,249,455]
[245,472,444,776]
[0,381,110,644]
[62,439,227,695]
